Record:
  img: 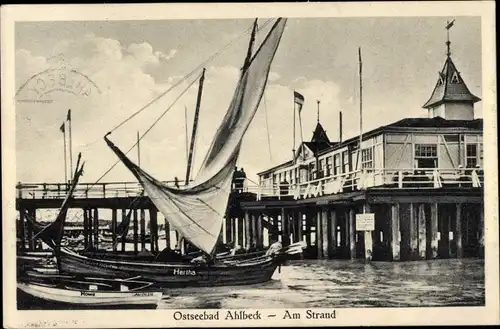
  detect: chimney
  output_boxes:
[339,111,343,142]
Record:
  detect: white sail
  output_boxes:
[105,18,287,255]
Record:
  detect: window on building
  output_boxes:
[342,150,349,174]
[451,72,460,84]
[466,144,478,168]
[326,157,332,176]
[333,153,341,176]
[415,144,438,168]
[361,147,374,170]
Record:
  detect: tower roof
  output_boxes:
[423,56,481,109]
[310,122,331,144]
[303,122,332,154]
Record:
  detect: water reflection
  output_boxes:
[159,258,485,309]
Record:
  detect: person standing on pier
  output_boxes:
[233,167,246,193]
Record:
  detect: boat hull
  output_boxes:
[17,282,162,309]
[58,248,280,288]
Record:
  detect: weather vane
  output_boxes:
[445,19,455,57]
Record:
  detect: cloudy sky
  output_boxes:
[15,16,482,185]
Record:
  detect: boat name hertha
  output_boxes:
[173,268,197,276]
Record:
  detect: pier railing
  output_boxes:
[247,167,484,200]
[16,168,484,201]
[16,180,186,199]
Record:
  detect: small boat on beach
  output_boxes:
[17,276,163,309]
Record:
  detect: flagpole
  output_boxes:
[292,94,296,162]
[358,47,363,170]
[185,105,189,165]
[61,123,68,184]
[67,109,73,182]
[298,109,305,162]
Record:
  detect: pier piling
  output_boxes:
[133,209,138,253]
[417,204,426,260]
[112,208,117,251]
[140,209,146,251]
[430,203,439,259]
[348,208,356,260]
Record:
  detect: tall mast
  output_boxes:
[242,19,259,71]
[185,68,206,186]
[185,105,189,165]
[137,131,141,167]
[358,47,363,170]
[67,109,73,182]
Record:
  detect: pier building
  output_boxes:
[238,40,484,261]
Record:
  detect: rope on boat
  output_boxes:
[263,92,273,161]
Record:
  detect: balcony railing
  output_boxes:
[248,167,484,200]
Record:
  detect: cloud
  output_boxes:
[126,43,177,66]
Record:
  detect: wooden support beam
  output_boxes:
[251,212,257,248]
[244,211,251,250]
[316,210,323,258]
[133,209,138,253]
[140,209,146,251]
[391,204,400,261]
[149,208,157,252]
[111,208,117,252]
[93,208,99,251]
[329,210,337,257]
[297,212,303,244]
[224,216,231,245]
[87,209,93,249]
[409,203,418,260]
[19,208,26,251]
[27,208,35,251]
[321,208,329,259]
[256,214,263,249]
[479,203,484,257]
[121,209,126,251]
[430,203,439,259]
[237,217,243,248]
[363,204,373,261]
[348,208,356,260]
[164,215,170,250]
[417,204,426,260]
[456,203,463,258]
[83,209,88,250]
[281,208,290,246]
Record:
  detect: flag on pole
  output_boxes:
[446,19,455,30]
[294,91,305,113]
[59,122,65,133]
[66,109,71,121]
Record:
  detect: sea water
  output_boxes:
[158,258,485,309]
[17,256,484,309]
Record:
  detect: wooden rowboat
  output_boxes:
[57,246,283,288]
[17,276,163,309]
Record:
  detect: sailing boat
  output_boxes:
[54,18,303,288]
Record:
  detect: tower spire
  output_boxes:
[316,100,320,122]
[445,19,455,57]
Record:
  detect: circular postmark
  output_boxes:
[16,67,102,104]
